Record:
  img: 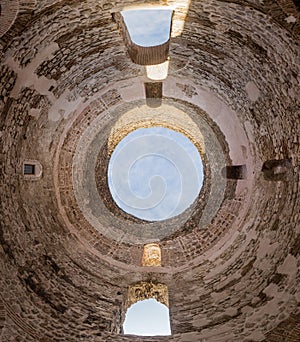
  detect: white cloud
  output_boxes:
[108,127,204,221]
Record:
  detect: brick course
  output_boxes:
[0,0,299,341]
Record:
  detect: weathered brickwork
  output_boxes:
[0,66,17,127]
[0,298,5,339]
[0,0,19,38]
[0,0,299,341]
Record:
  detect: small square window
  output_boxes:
[145,82,163,108]
[222,165,247,179]
[24,164,35,175]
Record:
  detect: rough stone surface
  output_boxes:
[0,0,299,341]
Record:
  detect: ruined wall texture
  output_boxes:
[0,0,299,341]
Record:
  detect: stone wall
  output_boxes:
[0,0,299,341]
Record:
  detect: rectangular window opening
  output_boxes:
[123,282,171,336]
[24,164,35,175]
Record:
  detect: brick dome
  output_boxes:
[0,1,299,341]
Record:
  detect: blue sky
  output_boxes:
[108,127,203,221]
[123,299,171,336]
[122,9,173,47]
[112,10,194,336]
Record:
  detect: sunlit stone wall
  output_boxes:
[0,0,299,341]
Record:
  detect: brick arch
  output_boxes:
[0,0,37,37]
[0,0,19,37]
